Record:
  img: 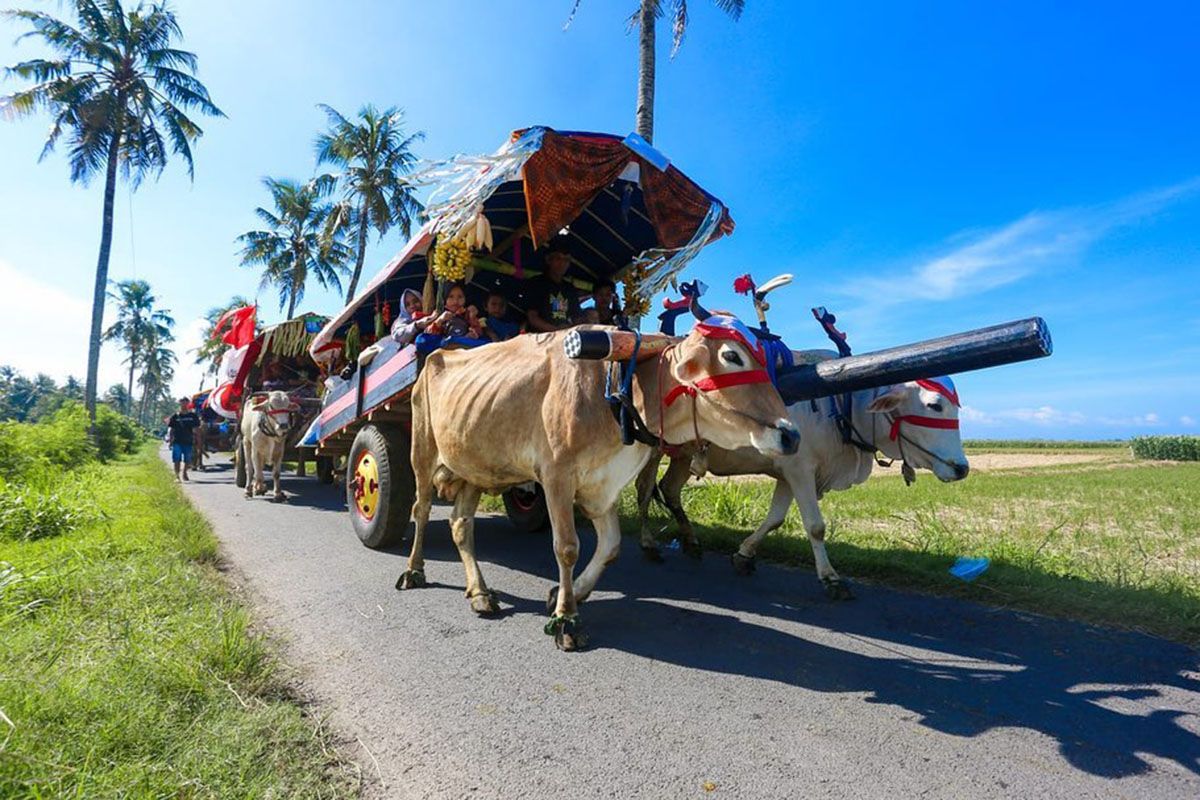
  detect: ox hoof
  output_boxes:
[731,552,757,576]
[395,570,427,591]
[640,545,665,564]
[681,537,703,560]
[822,578,855,601]
[468,589,501,616]
[544,614,588,652]
[270,492,287,504]
[545,585,560,615]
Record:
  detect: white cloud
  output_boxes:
[1183,416,1197,427]
[0,258,126,389]
[958,404,993,423]
[172,316,213,398]
[1003,405,1088,426]
[839,178,1200,310]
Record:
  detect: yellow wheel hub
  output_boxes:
[353,453,380,521]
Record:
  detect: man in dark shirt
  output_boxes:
[526,237,581,332]
[166,397,201,482]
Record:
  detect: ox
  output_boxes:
[240,390,297,502]
[636,365,969,598]
[396,305,800,650]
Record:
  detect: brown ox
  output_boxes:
[396,312,799,650]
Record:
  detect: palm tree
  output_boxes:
[101,382,131,411]
[103,279,173,414]
[135,327,175,426]
[2,1,223,424]
[238,178,350,319]
[193,295,254,378]
[566,0,745,143]
[315,104,424,302]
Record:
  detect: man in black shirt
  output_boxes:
[166,397,201,482]
[526,237,581,332]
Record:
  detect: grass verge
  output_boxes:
[627,457,1200,644]
[0,445,358,798]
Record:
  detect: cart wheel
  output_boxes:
[347,424,414,549]
[502,483,550,533]
[316,456,335,485]
[234,435,247,489]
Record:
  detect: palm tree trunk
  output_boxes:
[85,134,123,425]
[286,289,297,319]
[126,357,136,416]
[635,0,657,144]
[138,382,149,427]
[345,201,370,302]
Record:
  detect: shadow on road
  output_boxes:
[205,457,1200,782]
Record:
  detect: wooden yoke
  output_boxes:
[563,328,678,362]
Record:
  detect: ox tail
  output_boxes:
[650,481,672,513]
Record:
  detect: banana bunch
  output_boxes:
[622,265,651,317]
[461,210,493,252]
[344,323,362,361]
[431,235,472,282]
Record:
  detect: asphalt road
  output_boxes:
[179,452,1200,799]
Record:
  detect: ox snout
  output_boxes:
[751,418,800,456]
[953,462,969,480]
[932,460,970,482]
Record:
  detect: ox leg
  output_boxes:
[732,479,791,576]
[635,454,664,562]
[448,484,499,615]
[242,437,253,498]
[570,506,622,604]
[253,446,267,496]
[397,434,435,591]
[271,448,286,502]
[660,457,701,559]
[791,479,852,600]
[543,480,587,651]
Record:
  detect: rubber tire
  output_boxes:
[316,456,335,485]
[502,483,550,533]
[234,435,247,489]
[347,424,415,549]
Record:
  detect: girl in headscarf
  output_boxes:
[353,288,431,373]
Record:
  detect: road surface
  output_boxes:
[180,453,1200,799]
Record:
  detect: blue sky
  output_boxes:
[1,0,1197,438]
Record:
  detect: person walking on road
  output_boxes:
[166,397,201,482]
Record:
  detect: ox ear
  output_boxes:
[249,398,268,411]
[288,402,300,412]
[867,387,906,414]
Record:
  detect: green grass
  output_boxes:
[628,456,1200,643]
[0,446,358,798]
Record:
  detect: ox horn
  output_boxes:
[689,294,711,322]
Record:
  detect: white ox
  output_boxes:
[240,390,297,502]
[637,368,969,598]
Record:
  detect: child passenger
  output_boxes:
[480,291,520,342]
[427,282,482,339]
[353,288,432,374]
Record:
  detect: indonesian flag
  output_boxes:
[207,306,258,420]
[694,315,767,366]
[213,305,257,348]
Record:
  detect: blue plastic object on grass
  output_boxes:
[949,556,990,582]
[666,539,681,551]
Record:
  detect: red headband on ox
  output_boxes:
[664,315,772,406]
[889,376,961,441]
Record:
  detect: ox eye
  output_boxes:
[721,350,744,367]
[927,402,944,412]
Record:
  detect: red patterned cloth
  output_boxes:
[522,131,629,249]
[639,163,735,249]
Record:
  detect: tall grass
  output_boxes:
[0,447,358,797]
[1130,435,1200,461]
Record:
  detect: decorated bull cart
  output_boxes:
[309,126,1052,551]
[222,312,332,488]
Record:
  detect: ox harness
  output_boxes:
[811,309,961,481]
[604,315,773,456]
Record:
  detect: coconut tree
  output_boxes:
[238,178,350,319]
[103,279,173,414]
[1,1,223,424]
[135,327,175,426]
[193,295,255,378]
[565,0,745,143]
[315,104,424,302]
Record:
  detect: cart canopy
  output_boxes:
[310,126,734,357]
